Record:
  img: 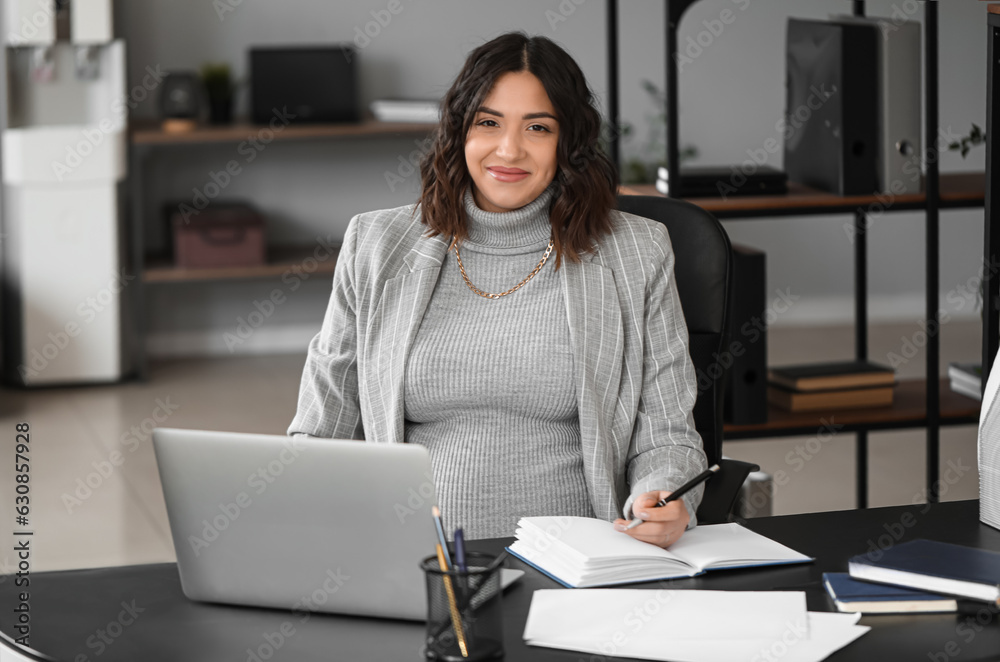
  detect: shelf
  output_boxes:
[142,245,339,283]
[724,379,980,440]
[130,118,437,146]
[607,0,964,507]
[620,172,985,219]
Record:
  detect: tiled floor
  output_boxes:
[0,320,983,573]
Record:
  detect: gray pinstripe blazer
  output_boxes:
[288,202,708,525]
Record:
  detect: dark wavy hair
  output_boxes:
[417,32,618,268]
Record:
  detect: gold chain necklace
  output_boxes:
[454,238,555,299]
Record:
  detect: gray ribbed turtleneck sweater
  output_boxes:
[404,184,595,539]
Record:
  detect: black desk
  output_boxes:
[4,500,1000,661]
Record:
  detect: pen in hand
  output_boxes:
[623,464,720,531]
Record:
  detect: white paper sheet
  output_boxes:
[524,590,869,662]
[523,589,807,641]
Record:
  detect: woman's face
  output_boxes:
[465,70,560,213]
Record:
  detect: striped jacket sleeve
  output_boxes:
[622,222,708,527]
[287,215,366,440]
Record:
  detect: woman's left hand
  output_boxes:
[613,491,690,549]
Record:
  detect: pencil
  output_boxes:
[435,542,469,658]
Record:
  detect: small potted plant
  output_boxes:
[620,79,699,184]
[201,62,234,124]
[948,123,986,158]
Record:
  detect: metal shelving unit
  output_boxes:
[611,0,987,507]
[126,119,436,378]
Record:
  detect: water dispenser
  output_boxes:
[1,0,127,385]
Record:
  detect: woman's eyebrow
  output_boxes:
[477,106,558,121]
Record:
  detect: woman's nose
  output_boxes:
[495,129,525,161]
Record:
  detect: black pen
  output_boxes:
[624,464,720,530]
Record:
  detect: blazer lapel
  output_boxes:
[561,252,626,518]
[366,233,449,443]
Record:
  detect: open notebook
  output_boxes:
[507,517,812,588]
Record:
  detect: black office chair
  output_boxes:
[616,194,759,524]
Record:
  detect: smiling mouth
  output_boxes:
[487,166,530,182]
[488,166,529,175]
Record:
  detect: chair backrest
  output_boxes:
[615,195,733,468]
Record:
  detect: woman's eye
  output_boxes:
[528,124,551,133]
[477,119,499,127]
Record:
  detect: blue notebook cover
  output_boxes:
[506,546,812,589]
[823,572,956,613]
[505,547,575,588]
[848,539,1000,602]
[507,518,814,588]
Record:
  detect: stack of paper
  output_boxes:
[524,589,869,662]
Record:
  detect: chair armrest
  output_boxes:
[695,459,760,524]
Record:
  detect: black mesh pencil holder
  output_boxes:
[420,551,505,661]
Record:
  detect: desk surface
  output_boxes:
[3,500,999,661]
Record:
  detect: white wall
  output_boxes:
[115,0,989,357]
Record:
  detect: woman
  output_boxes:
[288,32,706,548]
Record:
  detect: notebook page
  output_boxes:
[515,517,684,564]
[668,523,812,571]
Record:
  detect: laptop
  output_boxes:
[152,427,446,621]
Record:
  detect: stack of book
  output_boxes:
[767,360,895,412]
[823,539,1000,614]
[948,362,982,400]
